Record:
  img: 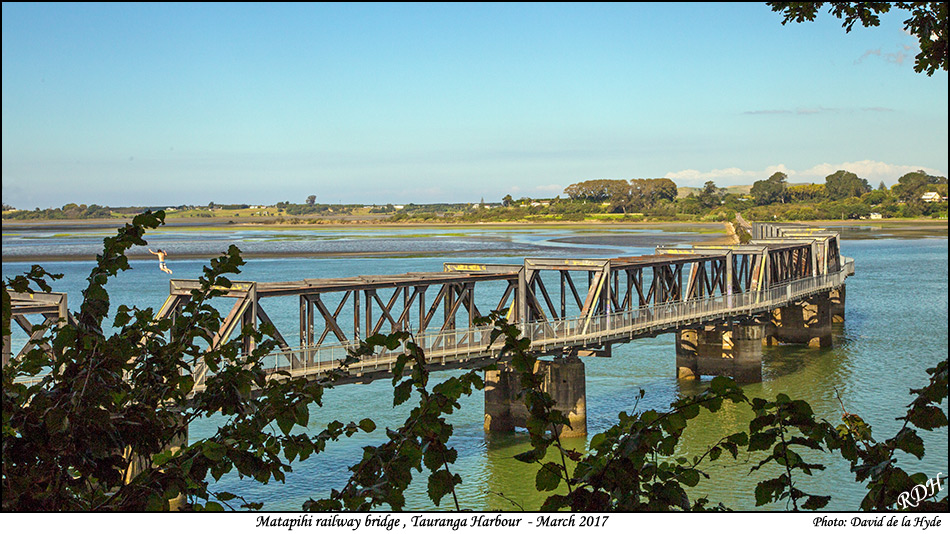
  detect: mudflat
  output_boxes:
[2,218,945,263]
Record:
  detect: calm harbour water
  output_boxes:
[2,224,947,511]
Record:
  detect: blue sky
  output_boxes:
[2,2,947,208]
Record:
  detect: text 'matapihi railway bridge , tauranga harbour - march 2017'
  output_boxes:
[6,222,853,438]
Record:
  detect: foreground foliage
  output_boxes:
[768,2,948,76]
[2,214,947,511]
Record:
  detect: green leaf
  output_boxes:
[678,468,701,487]
[802,495,832,510]
[204,501,225,511]
[513,449,543,463]
[749,430,777,452]
[666,412,687,432]
[727,432,749,446]
[907,404,948,430]
[754,478,785,506]
[709,376,737,395]
[540,494,571,511]
[153,449,176,466]
[426,470,458,506]
[178,375,195,395]
[393,380,413,406]
[295,402,310,427]
[358,418,376,433]
[535,462,562,492]
[679,402,701,419]
[276,413,295,435]
[588,432,607,451]
[202,442,227,462]
[284,440,299,462]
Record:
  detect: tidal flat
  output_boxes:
[2,218,945,263]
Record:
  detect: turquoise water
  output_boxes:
[3,225,947,511]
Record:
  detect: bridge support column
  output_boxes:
[829,285,846,323]
[766,291,833,347]
[123,414,189,510]
[484,356,586,437]
[676,322,764,383]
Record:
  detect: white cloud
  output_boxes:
[665,160,945,187]
[799,160,943,183]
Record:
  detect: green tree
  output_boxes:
[861,189,889,206]
[788,183,827,202]
[651,178,678,204]
[605,180,632,213]
[893,170,948,201]
[698,181,723,209]
[751,172,790,206]
[768,2,948,76]
[502,194,514,207]
[306,195,316,206]
[825,170,871,200]
[630,178,678,211]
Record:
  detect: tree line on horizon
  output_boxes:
[3,169,947,223]
[458,169,947,224]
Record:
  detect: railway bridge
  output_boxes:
[5,223,853,437]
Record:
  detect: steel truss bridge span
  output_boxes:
[136,223,851,390]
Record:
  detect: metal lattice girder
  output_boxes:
[4,291,77,366]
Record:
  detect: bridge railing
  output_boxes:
[229,258,854,386]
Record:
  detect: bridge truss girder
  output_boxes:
[3,292,77,366]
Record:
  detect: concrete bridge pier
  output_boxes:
[676,322,765,383]
[484,355,587,437]
[829,285,846,323]
[766,290,834,347]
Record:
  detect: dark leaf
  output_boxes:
[535,462,562,492]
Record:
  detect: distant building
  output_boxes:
[921,191,942,202]
[869,212,883,220]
